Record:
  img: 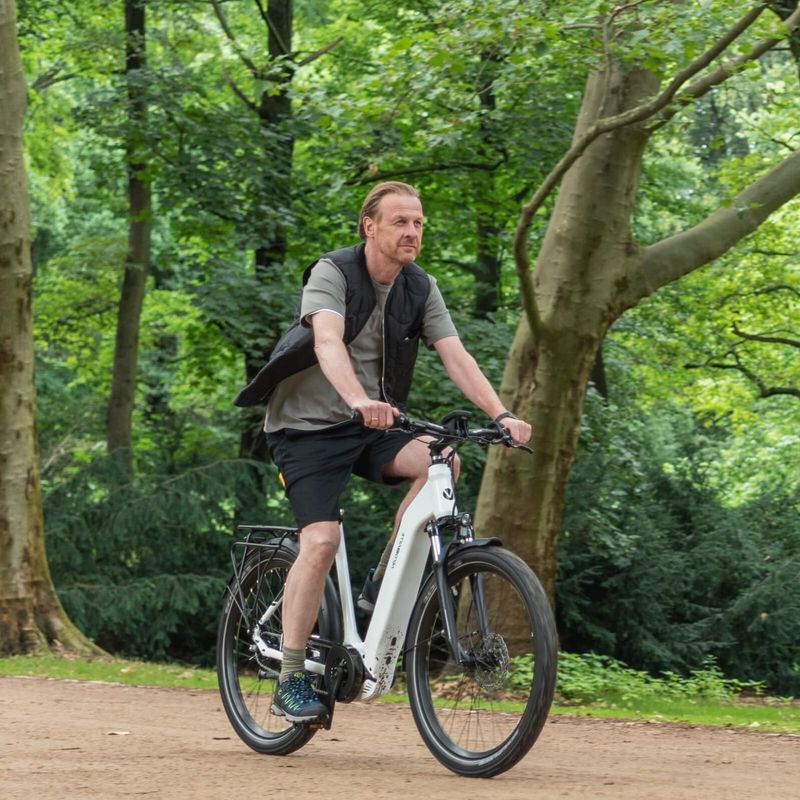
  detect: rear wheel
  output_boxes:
[406,546,558,777]
[216,542,340,755]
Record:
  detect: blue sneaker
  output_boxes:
[272,672,328,723]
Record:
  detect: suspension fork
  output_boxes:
[428,516,493,665]
[427,519,463,664]
[427,516,498,665]
[469,571,492,639]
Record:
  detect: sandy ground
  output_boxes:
[1,675,798,800]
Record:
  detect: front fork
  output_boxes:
[427,514,491,666]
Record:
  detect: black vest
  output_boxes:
[233,243,431,409]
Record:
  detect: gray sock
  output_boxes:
[280,646,306,683]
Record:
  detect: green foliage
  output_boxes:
[558,391,800,695]
[44,452,274,663]
[554,653,765,706]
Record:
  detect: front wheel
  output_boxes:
[406,546,558,777]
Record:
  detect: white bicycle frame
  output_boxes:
[257,459,460,701]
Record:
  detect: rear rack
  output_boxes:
[225,524,299,622]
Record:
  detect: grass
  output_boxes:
[550,652,800,734]
[0,654,217,691]
[551,698,800,732]
[1,652,798,734]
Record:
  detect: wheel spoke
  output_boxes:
[406,548,557,777]
[217,549,326,754]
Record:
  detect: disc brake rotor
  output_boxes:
[468,632,510,692]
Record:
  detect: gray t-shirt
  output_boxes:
[264,259,458,432]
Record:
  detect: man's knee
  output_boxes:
[299,521,340,566]
[406,449,459,483]
[440,448,460,481]
[451,451,461,481]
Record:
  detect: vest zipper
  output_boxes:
[380,294,388,402]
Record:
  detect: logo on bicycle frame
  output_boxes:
[443,488,454,499]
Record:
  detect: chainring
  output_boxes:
[324,643,365,702]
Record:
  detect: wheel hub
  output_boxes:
[468,633,510,692]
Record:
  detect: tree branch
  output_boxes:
[512,5,769,338]
[650,5,800,130]
[750,249,799,257]
[719,282,800,303]
[732,321,800,348]
[209,0,260,77]
[602,0,651,114]
[252,0,270,28]
[296,37,343,67]
[31,65,76,93]
[769,0,800,81]
[223,70,257,113]
[635,147,800,297]
[685,353,800,400]
[761,386,800,398]
[343,157,506,187]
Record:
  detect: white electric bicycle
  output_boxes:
[216,411,558,778]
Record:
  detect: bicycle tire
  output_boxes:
[216,541,341,755]
[406,546,558,777]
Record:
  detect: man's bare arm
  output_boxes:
[311,311,397,428]
[433,336,532,444]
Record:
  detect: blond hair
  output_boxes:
[358,181,420,240]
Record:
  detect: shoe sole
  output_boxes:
[357,596,375,613]
[271,703,328,724]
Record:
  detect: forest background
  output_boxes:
[2,0,799,695]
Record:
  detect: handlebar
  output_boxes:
[351,409,533,453]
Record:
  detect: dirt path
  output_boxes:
[1,676,797,799]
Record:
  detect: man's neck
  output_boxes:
[364,242,405,285]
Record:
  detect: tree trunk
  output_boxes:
[240,0,295,460]
[476,6,800,615]
[0,0,101,655]
[474,47,502,318]
[474,63,659,603]
[770,1,800,79]
[107,0,152,462]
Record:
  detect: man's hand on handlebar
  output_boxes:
[351,400,400,429]
[497,416,532,446]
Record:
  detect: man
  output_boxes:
[234,181,531,723]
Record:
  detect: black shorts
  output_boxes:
[266,421,415,529]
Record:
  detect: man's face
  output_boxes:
[363,193,424,266]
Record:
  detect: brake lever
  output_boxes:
[390,413,412,432]
[491,422,533,454]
